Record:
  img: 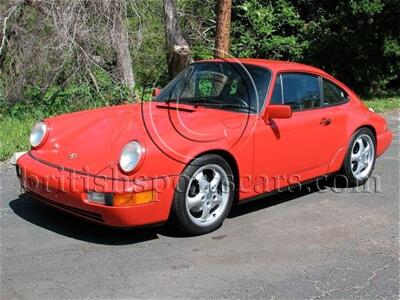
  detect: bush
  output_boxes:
[229,0,400,97]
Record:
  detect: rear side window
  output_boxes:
[281,73,321,111]
[322,79,348,105]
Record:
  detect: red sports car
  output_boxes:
[17,59,393,235]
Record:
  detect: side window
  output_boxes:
[270,76,283,104]
[323,79,348,105]
[281,74,321,111]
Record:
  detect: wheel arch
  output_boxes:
[338,124,377,186]
[351,124,378,155]
[354,124,377,141]
[328,124,377,173]
[191,149,240,201]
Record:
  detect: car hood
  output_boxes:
[31,105,141,176]
[31,102,250,177]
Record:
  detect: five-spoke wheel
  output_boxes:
[341,128,376,186]
[350,134,375,180]
[171,154,235,235]
[186,164,230,227]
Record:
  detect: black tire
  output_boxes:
[170,154,235,235]
[339,127,376,187]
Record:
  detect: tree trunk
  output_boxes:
[214,0,232,58]
[163,0,192,79]
[105,0,135,92]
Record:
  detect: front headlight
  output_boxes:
[29,121,48,148]
[119,141,145,173]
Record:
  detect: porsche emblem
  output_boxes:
[68,153,78,159]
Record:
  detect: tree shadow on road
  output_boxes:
[9,181,329,245]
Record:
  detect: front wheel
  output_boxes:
[340,128,376,187]
[170,154,235,235]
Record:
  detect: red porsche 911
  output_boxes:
[17,59,393,235]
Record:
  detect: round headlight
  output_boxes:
[119,141,145,173]
[30,122,48,148]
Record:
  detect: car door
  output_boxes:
[319,77,352,171]
[252,72,338,193]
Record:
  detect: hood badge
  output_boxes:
[68,153,78,159]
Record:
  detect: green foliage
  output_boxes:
[295,0,400,96]
[179,0,216,60]
[191,45,214,60]
[364,95,400,112]
[0,70,133,121]
[0,117,36,161]
[231,0,308,60]
[129,0,168,87]
[229,0,400,96]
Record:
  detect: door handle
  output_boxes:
[320,118,332,126]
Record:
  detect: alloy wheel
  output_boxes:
[350,134,375,180]
[185,164,230,227]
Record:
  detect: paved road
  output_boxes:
[1,111,399,299]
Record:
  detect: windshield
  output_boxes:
[156,62,271,113]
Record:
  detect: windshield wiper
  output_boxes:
[164,97,221,106]
[218,103,256,112]
[163,98,256,112]
[187,98,222,105]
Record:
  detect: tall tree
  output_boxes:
[214,0,232,58]
[104,0,135,92]
[163,0,192,79]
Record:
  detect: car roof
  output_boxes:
[197,58,331,77]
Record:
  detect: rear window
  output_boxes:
[322,79,348,105]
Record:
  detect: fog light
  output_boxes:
[113,190,155,206]
[87,192,113,205]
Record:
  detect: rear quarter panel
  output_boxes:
[326,89,389,172]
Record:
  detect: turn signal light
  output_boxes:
[113,190,155,206]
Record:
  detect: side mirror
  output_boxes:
[263,105,292,122]
[152,87,161,99]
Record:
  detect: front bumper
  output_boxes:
[17,153,176,227]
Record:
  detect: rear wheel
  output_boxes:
[171,154,235,235]
[340,128,376,187]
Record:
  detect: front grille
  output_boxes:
[27,191,105,223]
